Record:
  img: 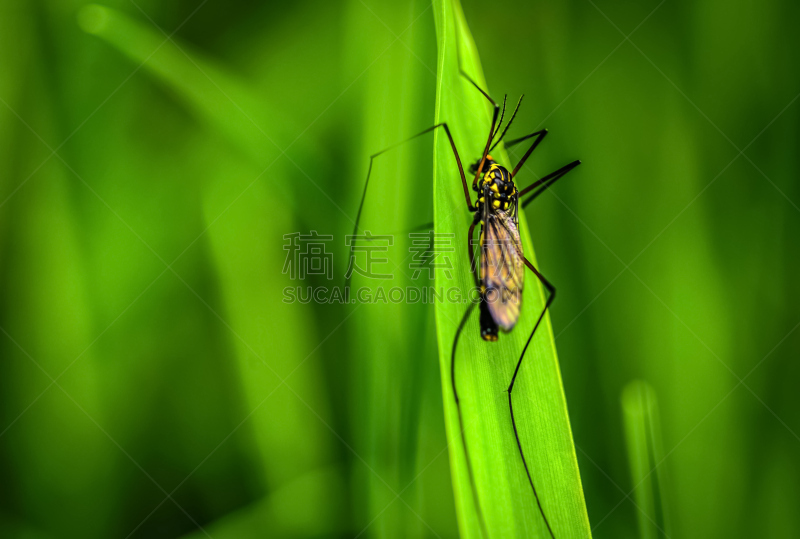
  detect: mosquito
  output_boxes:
[347,70,580,539]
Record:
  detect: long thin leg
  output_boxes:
[451,301,488,538]
[508,256,556,539]
[467,216,480,287]
[346,123,472,293]
[459,69,497,107]
[505,128,548,150]
[510,130,549,177]
[459,71,500,188]
[448,220,488,536]
[519,160,581,210]
[458,64,515,154]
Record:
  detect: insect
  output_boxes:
[347,71,580,538]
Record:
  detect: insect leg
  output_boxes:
[508,256,556,539]
[346,123,472,294]
[451,300,488,537]
[505,129,548,150]
[519,160,582,210]
[509,130,550,177]
[459,69,497,108]
[458,71,501,188]
[447,215,490,536]
[458,71,522,152]
[467,216,480,287]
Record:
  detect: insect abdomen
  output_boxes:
[479,298,499,341]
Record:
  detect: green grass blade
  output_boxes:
[431,1,591,537]
[79,4,344,533]
[342,1,458,535]
[178,465,346,538]
[77,4,306,168]
[622,381,671,539]
[0,7,117,534]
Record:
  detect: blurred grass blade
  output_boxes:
[343,0,455,535]
[80,4,343,534]
[1,5,116,534]
[432,0,591,536]
[77,4,310,172]
[179,465,346,539]
[622,381,671,539]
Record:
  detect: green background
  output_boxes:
[1,0,798,538]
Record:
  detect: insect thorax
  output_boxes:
[475,162,516,213]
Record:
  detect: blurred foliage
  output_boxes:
[621,381,669,539]
[0,0,798,538]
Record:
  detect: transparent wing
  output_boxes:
[480,209,524,331]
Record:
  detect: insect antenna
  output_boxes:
[490,94,524,152]
[445,9,566,535]
[491,94,508,141]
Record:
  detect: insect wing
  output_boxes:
[480,210,524,331]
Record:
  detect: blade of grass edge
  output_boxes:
[432,1,592,537]
[344,0,448,535]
